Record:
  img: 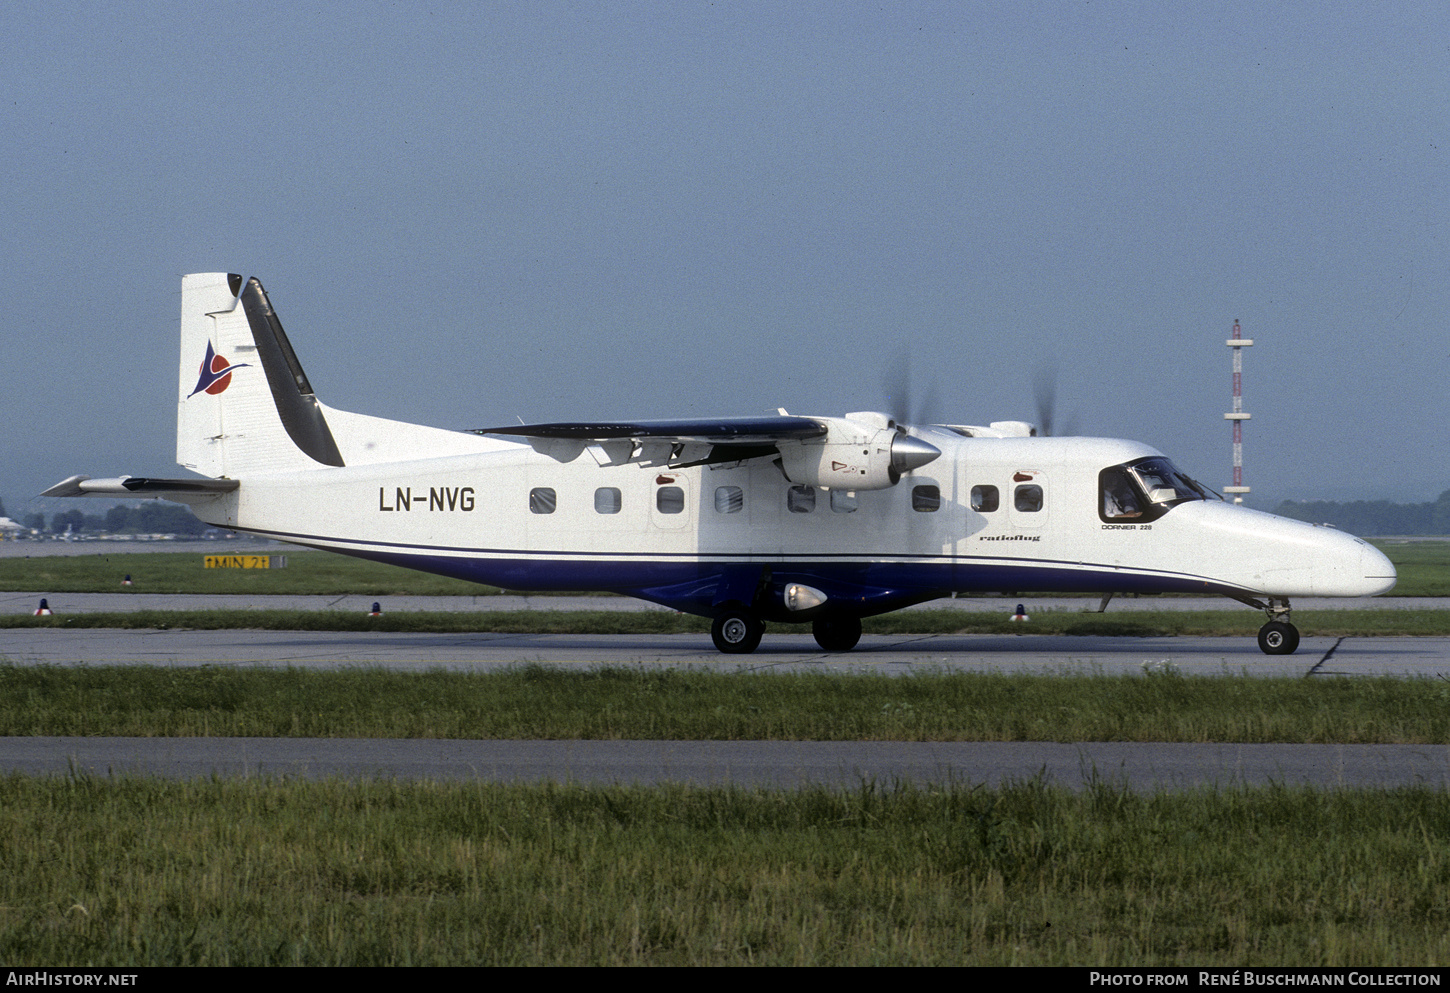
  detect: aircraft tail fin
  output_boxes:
[176,273,502,479]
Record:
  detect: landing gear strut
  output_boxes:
[711,612,764,654]
[1249,596,1300,655]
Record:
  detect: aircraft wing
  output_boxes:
[474,416,827,444]
[472,416,828,467]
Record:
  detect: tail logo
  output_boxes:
[188,341,250,397]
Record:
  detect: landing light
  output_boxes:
[784,584,828,612]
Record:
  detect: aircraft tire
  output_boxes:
[1257,621,1300,655]
[812,615,862,652]
[712,613,764,654]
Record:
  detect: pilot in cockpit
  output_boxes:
[1103,471,1143,519]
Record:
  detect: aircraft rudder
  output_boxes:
[173,273,506,474]
[176,273,246,477]
[176,272,337,477]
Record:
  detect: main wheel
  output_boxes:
[711,612,764,654]
[812,615,862,652]
[1257,621,1300,655]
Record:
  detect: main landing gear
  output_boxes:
[711,612,764,654]
[1238,596,1300,655]
[812,615,862,652]
[709,611,865,654]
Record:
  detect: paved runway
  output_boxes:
[8,737,1450,791]
[0,627,1446,678]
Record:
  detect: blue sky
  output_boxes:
[3,1,1446,519]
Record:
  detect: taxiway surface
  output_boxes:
[0,627,1446,678]
[8,737,1450,792]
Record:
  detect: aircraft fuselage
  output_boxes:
[189,430,1394,622]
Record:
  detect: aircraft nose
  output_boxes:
[1315,532,1397,596]
[1358,542,1397,596]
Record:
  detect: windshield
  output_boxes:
[1099,457,1208,523]
[1129,458,1205,505]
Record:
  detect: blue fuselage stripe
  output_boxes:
[234,525,1249,617]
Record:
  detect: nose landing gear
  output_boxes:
[1257,619,1300,655]
[1235,595,1301,655]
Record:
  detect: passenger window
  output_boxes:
[1014,484,1043,513]
[656,486,685,514]
[830,490,858,513]
[594,487,621,514]
[912,485,941,512]
[529,487,557,515]
[971,485,999,513]
[787,485,816,513]
[714,486,743,514]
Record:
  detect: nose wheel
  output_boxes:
[1257,620,1300,655]
[1241,596,1300,655]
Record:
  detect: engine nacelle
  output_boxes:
[776,413,941,490]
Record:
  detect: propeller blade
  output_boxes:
[1033,365,1057,437]
[881,348,911,426]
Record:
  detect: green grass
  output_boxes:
[3,539,1444,967]
[6,665,1450,743]
[5,606,1450,636]
[3,774,1448,966]
[1376,540,1450,596]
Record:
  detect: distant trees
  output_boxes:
[49,508,89,533]
[1273,490,1450,536]
[102,503,209,535]
[35,503,209,535]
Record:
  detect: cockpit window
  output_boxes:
[1131,459,1204,505]
[1101,468,1143,519]
[1098,457,1207,524]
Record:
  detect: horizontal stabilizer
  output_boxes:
[42,475,240,498]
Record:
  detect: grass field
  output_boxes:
[5,664,1450,743]
[1,538,1445,595]
[1377,540,1450,596]
[2,541,1446,966]
[3,774,1448,966]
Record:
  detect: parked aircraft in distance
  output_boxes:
[46,274,1396,654]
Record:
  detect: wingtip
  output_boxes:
[40,474,91,498]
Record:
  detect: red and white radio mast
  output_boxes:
[1224,319,1252,505]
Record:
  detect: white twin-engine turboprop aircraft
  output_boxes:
[46,273,1396,654]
